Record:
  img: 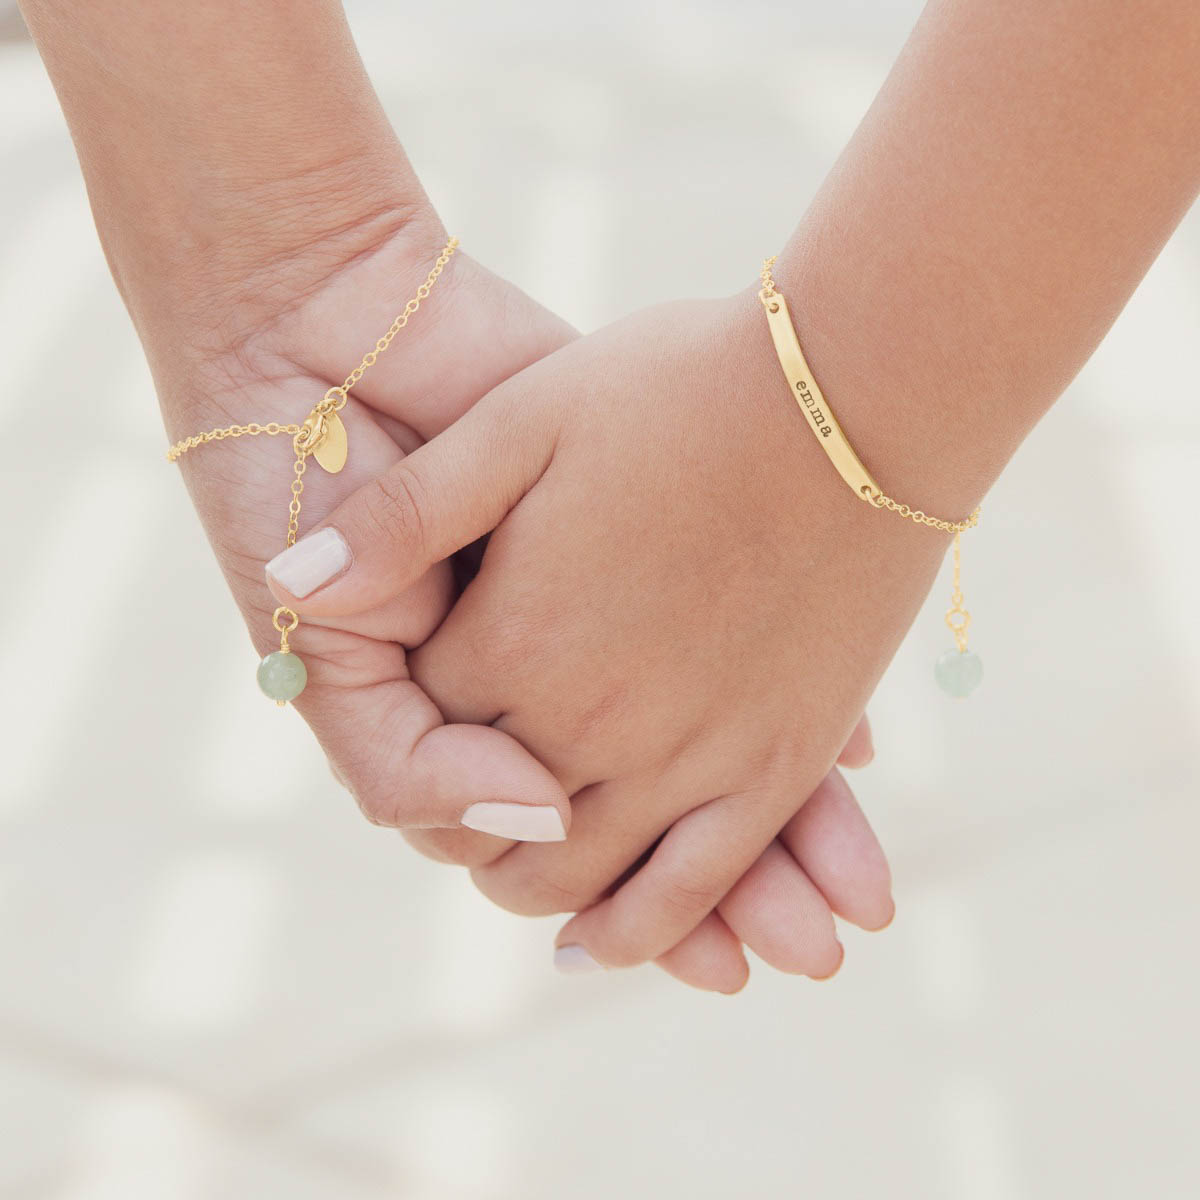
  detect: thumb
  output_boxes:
[266,387,556,617]
[297,661,571,840]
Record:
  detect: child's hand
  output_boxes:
[267,292,932,971]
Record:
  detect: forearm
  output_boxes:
[20,0,430,346]
[773,0,1200,515]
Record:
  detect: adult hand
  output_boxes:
[266,291,910,973]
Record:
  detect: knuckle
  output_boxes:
[600,888,722,970]
[337,747,409,829]
[654,869,724,924]
[594,926,654,970]
[481,608,550,675]
[459,606,554,696]
[350,780,400,828]
[558,680,632,747]
[652,836,726,920]
[362,463,428,558]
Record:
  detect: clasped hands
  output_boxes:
[176,211,936,994]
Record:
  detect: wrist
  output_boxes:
[747,261,1002,524]
[145,191,447,425]
[129,164,440,359]
[25,0,437,361]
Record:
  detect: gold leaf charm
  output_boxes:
[312,411,348,473]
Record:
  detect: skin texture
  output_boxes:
[19,0,894,990]
[264,0,1200,967]
[22,0,1200,977]
[268,292,924,968]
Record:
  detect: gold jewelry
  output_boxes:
[759,256,984,697]
[167,236,460,706]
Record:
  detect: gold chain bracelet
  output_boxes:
[167,236,460,706]
[759,256,983,697]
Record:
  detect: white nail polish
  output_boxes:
[266,527,351,598]
[554,944,603,974]
[460,802,566,842]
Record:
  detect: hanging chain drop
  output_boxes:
[944,532,971,653]
[165,237,460,703]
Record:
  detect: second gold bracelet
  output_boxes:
[759,257,983,698]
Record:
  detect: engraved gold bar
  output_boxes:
[760,289,880,502]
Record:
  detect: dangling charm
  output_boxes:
[935,532,982,698]
[257,607,307,705]
[309,408,348,474]
[163,238,459,709]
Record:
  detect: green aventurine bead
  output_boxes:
[935,649,983,699]
[257,650,308,702]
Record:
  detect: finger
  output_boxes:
[296,647,569,838]
[780,768,894,931]
[652,912,751,994]
[264,381,560,617]
[550,891,754,995]
[469,779,688,918]
[402,825,515,869]
[552,788,786,969]
[717,843,844,979]
[837,713,874,769]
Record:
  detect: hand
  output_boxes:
[164,213,575,837]
[164,209,892,989]
[266,289,916,973]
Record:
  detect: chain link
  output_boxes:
[313,236,459,417]
[165,421,300,462]
[165,237,460,675]
[761,255,779,297]
[866,490,980,535]
[944,531,971,652]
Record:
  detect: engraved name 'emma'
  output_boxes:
[796,380,832,437]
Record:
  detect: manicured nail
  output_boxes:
[554,944,603,974]
[460,802,566,842]
[266,527,351,598]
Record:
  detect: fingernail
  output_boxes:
[554,944,603,974]
[460,802,566,842]
[266,527,351,598]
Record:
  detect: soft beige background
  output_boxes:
[1,2,1198,1196]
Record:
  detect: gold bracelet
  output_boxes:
[759,256,983,697]
[166,236,460,706]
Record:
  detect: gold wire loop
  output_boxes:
[273,606,300,635]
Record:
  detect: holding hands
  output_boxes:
[176,214,894,992]
[28,0,1198,992]
[260,245,901,985]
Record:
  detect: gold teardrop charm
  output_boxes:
[312,411,348,473]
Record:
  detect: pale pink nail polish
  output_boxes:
[266,527,350,598]
[460,802,566,842]
[554,944,603,974]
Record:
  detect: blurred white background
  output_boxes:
[1,1,1198,1196]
